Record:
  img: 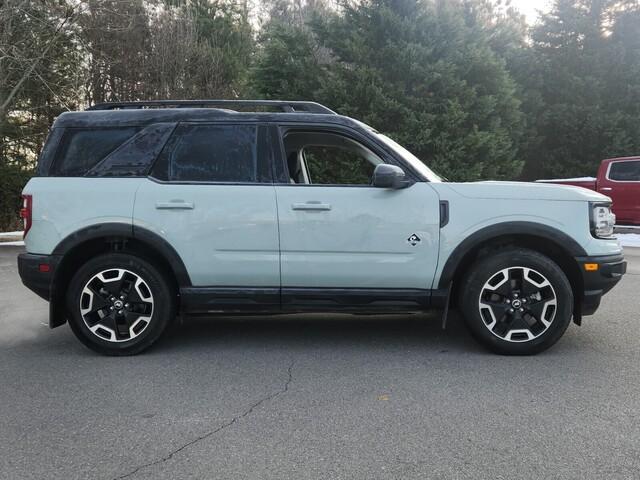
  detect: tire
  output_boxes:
[459,248,573,355]
[66,253,176,355]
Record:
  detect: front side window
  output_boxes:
[608,160,640,181]
[52,127,139,176]
[283,131,383,185]
[156,124,260,182]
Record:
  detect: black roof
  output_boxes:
[53,100,371,132]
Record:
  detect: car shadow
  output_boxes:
[153,310,484,355]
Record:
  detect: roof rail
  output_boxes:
[86,100,336,114]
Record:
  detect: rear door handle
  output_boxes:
[291,202,332,211]
[600,187,613,191]
[155,201,195,210]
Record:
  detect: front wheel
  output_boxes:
[66,253,176,355]
[459,248,573,355]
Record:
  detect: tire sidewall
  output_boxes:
[66,253,174,355]
[461,249,573,355]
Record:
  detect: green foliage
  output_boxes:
[256,0,525,181]
[180,0,255,97]
[520,0,640,179]
[252,23,324,99]
[254,0,640,181]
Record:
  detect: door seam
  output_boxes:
[273,184,283,308]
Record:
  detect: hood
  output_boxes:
[438,181,610,202]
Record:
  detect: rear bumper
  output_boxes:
[575,253,626,316]
[17,253,59,301]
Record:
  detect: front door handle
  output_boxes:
[291,202,332,211]
[155,201,195,210]
[600,187,613,191]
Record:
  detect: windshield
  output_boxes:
[374,133,442,182]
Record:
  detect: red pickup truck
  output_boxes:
[539,156,640,225]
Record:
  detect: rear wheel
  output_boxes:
[66,253,175,355]
[459,248,573,355]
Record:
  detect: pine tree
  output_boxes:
[521,0,640,179]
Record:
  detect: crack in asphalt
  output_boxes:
[113,359,295,480]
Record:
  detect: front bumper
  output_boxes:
[575,253,626,316]
[17,253,59,301]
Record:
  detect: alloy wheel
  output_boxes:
[79,268,154,342]
[478,266,557,343]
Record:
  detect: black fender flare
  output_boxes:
[437,221,588,289]
[49,223,191,328]
[52,222,191,286]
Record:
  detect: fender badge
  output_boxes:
[407,234,421,246]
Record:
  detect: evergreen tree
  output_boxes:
[521,0,640,179]
[252,23,325,99]
[255,0,526,181]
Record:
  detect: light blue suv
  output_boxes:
[18,100,626,355]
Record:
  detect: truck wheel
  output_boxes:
[459,248,573,355]
[66,253,176,355]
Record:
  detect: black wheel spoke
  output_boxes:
[492,280,512,298]
[124,311,141,324]
[115,315,130,339]
[128,301,152,316]
[483,301,510,321]
[509,268,524,293]
[102,278,124,297]
[97,313,117,332]
[510,315,532,331]
[126,286,144,304]
[521,279,539,297]
[527,301,545,321]
[86,288,111,314]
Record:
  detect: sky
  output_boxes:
[509,0,553,24]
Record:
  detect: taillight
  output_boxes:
[20,194,32,238]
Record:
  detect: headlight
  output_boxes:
[590,202,615,238]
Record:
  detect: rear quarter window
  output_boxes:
[51,127,140,176]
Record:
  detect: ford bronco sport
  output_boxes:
[18,100,626,355]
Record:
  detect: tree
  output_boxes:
[143,0,254,99]
[77,0,151,103]
[77,0,255,102]
[0,0,81,230]
[254,0,525,181]
[520,0,640,179]
[252,22,325,99]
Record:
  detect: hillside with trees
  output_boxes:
[1,0,640,230]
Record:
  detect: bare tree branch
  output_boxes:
[0,5,75,116]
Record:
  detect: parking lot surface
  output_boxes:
[1,245,639,480]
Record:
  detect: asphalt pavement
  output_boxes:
[1,245,639,480]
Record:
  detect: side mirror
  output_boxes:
[372,164,409,189]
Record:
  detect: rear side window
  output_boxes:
[51,128,139,176]
[608,161,640,181]
[154,124,261,183]
[86,123,176,177]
